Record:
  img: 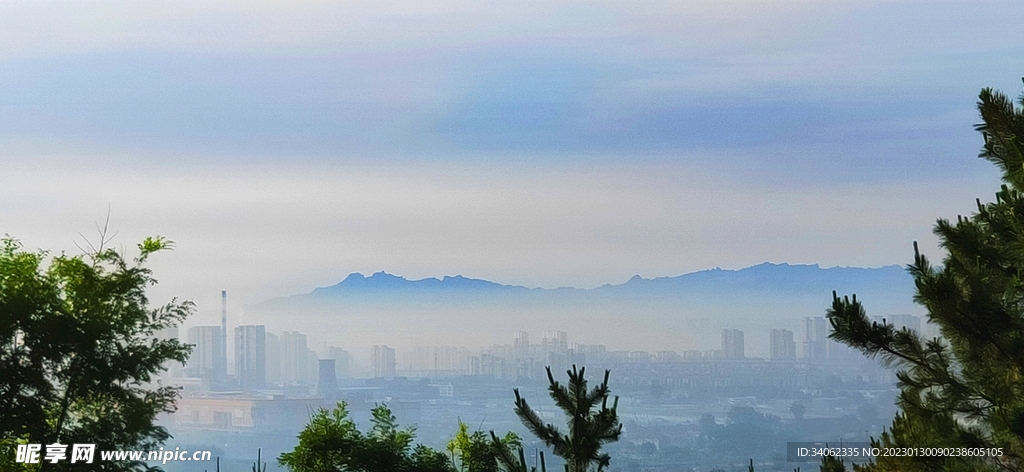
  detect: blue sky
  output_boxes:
[3,0,1020,172]
[1,1,1023,323]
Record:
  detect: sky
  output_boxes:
[2,0,1023,327]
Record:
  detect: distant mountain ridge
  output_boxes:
[248,262,918,353]
[262,262,911,304]
[309,271,529,295]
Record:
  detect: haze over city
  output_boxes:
[5,2,1024,471]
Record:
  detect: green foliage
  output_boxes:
[278,402,455,472]
[511,365,622,472]
[446,421,531,472]
[0,436,36,472]
[819,454,847,472]
[447,421,520,472]
[826,86,1024,471]
[0,236,193,471]
[486,433,546,472]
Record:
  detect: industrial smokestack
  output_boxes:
[221,290,228,385]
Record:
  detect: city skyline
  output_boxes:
[183,314,929,386]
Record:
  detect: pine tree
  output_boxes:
[511,365,622,472]
[488,431,547,472]
[826,85,1024,471]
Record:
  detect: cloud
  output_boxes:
[0,0,1020,336]
[2,0,1022,165]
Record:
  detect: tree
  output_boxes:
[447,421,522,472]
[819,453,848,472]
[487,432,548,472]
[511,365,622,472]
[278,401,455,472]
[826,86,1024,471]
[0,235,193,471]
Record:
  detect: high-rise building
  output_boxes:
[266,332,281,385]
[219,291,229,388]
[234,325,266,391]
[280,331,313,385]
[153,325,183,378]
[264,331,316,385]
[308,350,320,385]
[186,326,225,388]
[372,345,396,379]
[513,331,530,358]
[541,331,568,354]
[327,347,351,379]
[770,329,796,361]
[920,320,942,340]
[284,331,307,382]
[804,317,829,362]
[401,346,466,375]
[470,353,513,380]
[805,317,861,364]
[573,344,607,364]
[827,336,861,364]
[546,350,567,374]
[568,348,587,366]
[721,329,745,359]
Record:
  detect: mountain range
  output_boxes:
[248,263,920,355]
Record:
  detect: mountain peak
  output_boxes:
[341,272,366,282]
[369,271,402,279]
[334,271,406,288]
[256,262,915,315]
